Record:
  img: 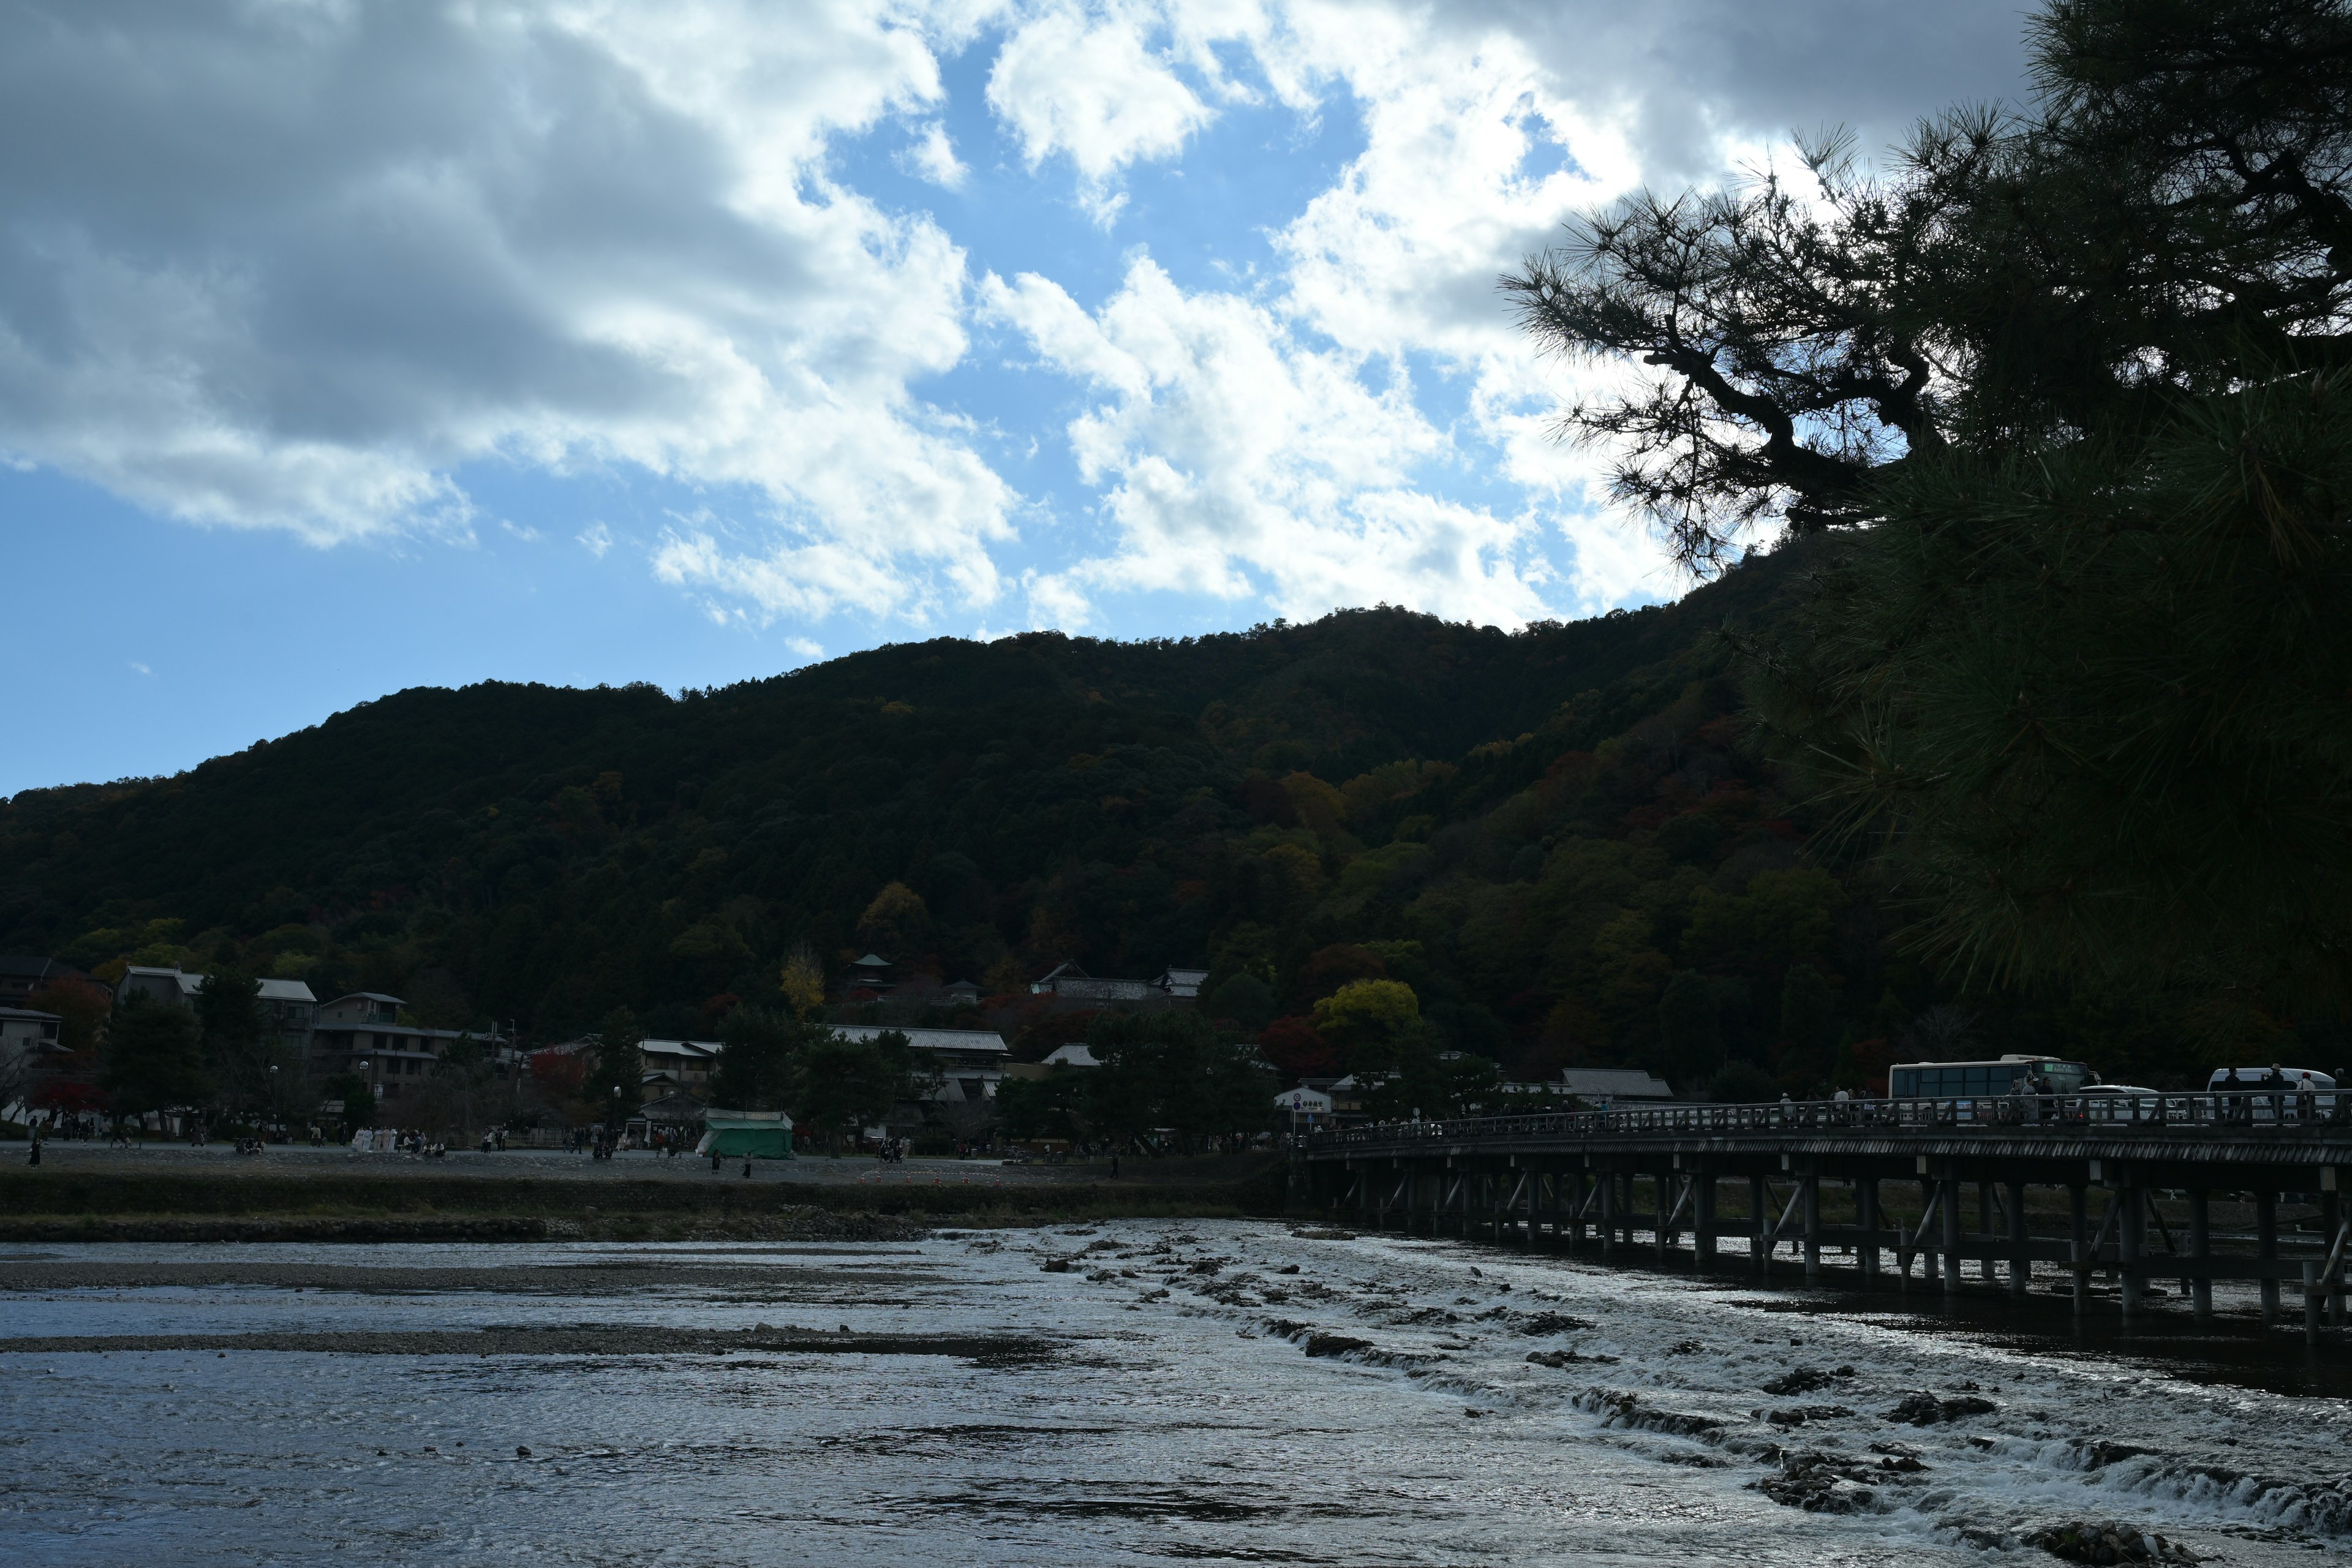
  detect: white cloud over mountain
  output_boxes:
[0,0,2026,636]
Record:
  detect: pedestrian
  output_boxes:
[710,1145,722,1174]
[26,1130,40,1166]
[742,1156,752,1179]
[1110,1152,1120,1179]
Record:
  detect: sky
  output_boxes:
[0,0,2029,796]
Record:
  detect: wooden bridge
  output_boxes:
[1294,1093,2352,1340]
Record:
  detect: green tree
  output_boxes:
[995,1069,1091,1143]
[1311,979,1422,1069]
[194,968,268,1117]
[587,1007,644,1133]
[1086,1011,1273,1151]
[1360,1042,1504,1121]
[707,1005,810,1110]
[322,1071,375,1131]
[101,993,208,1129]
[856,882,931,958]
[793,1030,938,1153]
[1509,0,2352,1013]
[1775,964,1838,1092]
[1656,969,1721,1091]
[1205,971,1276,1030]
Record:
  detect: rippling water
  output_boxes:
[4,1223,2347,1565]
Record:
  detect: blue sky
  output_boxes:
[0,1,2027,795]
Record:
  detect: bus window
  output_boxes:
[1890,1069,1917,1097]
[1962,1068,1991,1095]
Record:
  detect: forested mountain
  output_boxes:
[0,542,2246,1091]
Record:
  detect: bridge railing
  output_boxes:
[1304,1090,2348,1150]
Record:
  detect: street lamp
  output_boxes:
[268,1063,280,1142]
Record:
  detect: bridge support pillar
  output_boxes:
[2258,1191,2282,1327]
[1941,1175,1962,1299]
[2007,1180,2029,1300]
[2188,1189,2212,1319]
[1599,1170,1616,1260]
[1978,1181,1996,1284]
[1858,1178,1880,1287]
[1802,1167,1822,1283]
[2306,1261,2323,1344]
[2068,1182,2089,1316]
[1750,1174,1769,1276]
[1656,1170,1673,1265]
[1694,1170,1717,1273]
[2118,1178,2144,1319]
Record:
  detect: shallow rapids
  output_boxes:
[4,1223,2346,1564]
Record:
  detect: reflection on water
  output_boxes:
[3,1224,2347,1566]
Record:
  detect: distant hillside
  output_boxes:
[2,543,2196,1089]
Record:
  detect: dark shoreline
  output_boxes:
[0,1160,1290,1243]
[0,1325,1049,1359]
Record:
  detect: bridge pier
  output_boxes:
[2068,1183,2088,1315]
[1749,1174,1768,1276]
[1858,1178,1879,1284]
[1802,1166,1822,1283]
[1654,1169,1673,1265]
[2118,1175,2144,1319]
[1695,1169,1718,1272]
[1942,1174,1962,1299]
[2007,1180,2029,1298]
[2258,1191,2281,1326]
[2189,1188,2212,1318]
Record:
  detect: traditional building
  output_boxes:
[307,991,507,1106]
[1029,962,1208,1006]
[0,956,91,1009]
[117,967,317,1060]
[832,1023,1010,1107]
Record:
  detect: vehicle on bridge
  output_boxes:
[1889,1054,2092,1101]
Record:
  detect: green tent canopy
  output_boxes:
[695,1108,794,1159]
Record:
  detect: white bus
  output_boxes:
[1888,1054,2093,1099]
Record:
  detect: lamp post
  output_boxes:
[268,1063,280,1142]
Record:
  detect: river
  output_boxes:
[4,1222,2346,1564]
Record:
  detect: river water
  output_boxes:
[4,1222,2348,1565]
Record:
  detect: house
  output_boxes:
[841,952,895,993]
[307,992,507,1106]
[1029,962,1207,1006]
[943,979,984,1003]
[1155,967,1210,998]
[1274,1084,1334,1128]
[1041,1042,1099,1069]
[118,967,317,1058]
[1558,1068,1676,1103]
[0,1006,66,1117]
[832,1023,1009,1106]
[0,956,90,1009]
[637,1038,720,1101]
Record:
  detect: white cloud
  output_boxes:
[0,0,1013,619]
[899,121,969,187]
[0,0,2029,643]
[986,1,1219,219]
[128,661,151,676]
[984,256,1552,626]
